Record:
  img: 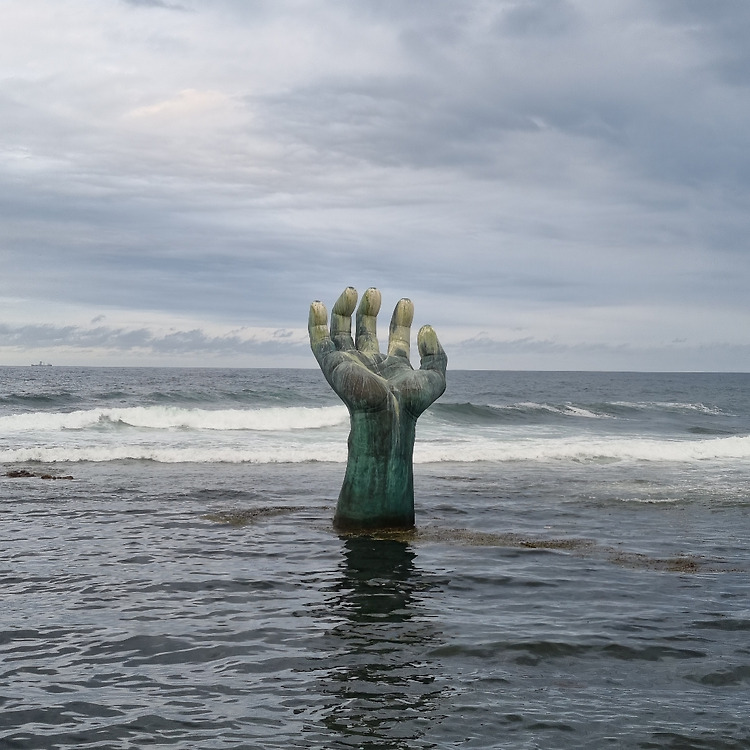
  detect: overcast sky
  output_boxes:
[1,0,748,370]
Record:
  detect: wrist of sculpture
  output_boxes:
[334,408,417,530]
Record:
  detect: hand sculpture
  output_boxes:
[309,287,447,529]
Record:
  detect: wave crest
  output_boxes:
[414,435,750,463]
[0,405,348,433]
[3,434,749,466]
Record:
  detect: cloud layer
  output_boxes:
[1,0,748,369]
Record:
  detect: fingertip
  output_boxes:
[391,298,414,328]
[332,287,358,316]
[358,287,382,317]
[417,325,438,355]
[309,300,328,328]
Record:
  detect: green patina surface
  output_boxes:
[335,397,417,529]
[309,286,447,529]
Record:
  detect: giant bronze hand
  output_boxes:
[309,287,447,529]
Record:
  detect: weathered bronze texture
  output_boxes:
[309,287,447,529]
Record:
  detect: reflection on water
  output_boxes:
[313,537,448,749]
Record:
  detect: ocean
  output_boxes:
[1,367,748,749]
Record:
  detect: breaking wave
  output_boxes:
[0,445,346,464]
[0,405,348,433]
[431,401,610,423]
[0,400,731,435]
[414,434,750,463]
[2,434,749,466]
[429,399,726,423]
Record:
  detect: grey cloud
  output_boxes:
[454,334,750,372]
[497,0,579,37]
[250,11,749,198]
[458,334,577,356]
[649,0,750,85]
[121,0,186,10]
[0,323,306,358]
[254,76,540,176]
[0,166,338,322]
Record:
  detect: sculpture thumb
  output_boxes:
[417,325,447,374]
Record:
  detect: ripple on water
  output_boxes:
[2,469,749,749]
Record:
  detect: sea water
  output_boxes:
[1,367,748,749]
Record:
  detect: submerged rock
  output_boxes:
[5,469,73,480]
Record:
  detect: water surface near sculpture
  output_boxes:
[308,287,447,529]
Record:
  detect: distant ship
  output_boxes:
[30,361,52,367]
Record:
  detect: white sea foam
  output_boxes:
[2,433,749,466]
[0,444,347,464]
[0,405,348,433]
[559,405,607,419]
[413,434,750,464]
[611,401,727,416]
[496,402,608,419]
